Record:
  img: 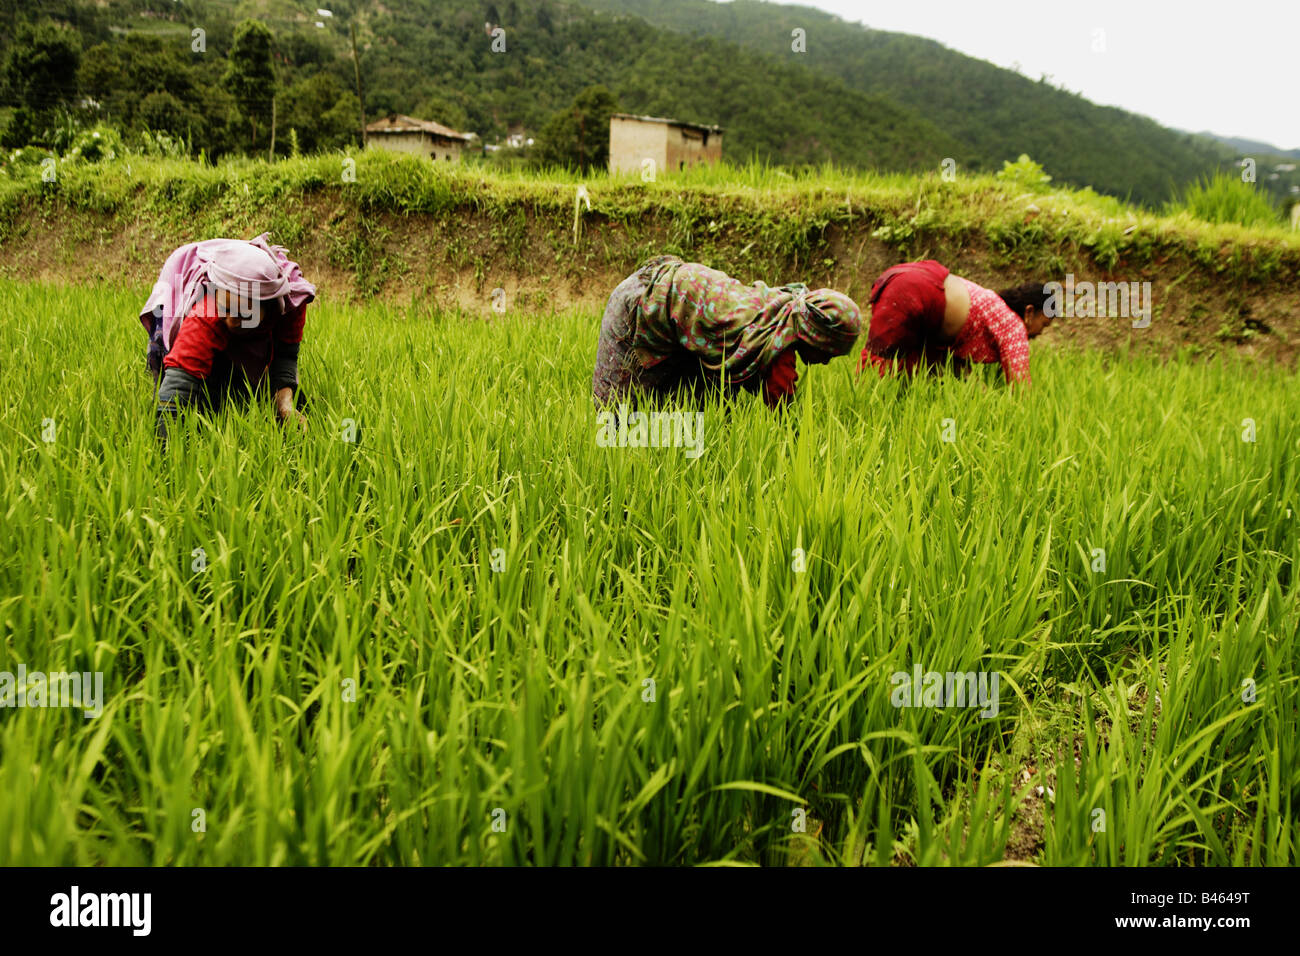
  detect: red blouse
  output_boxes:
[164,297,307,382]
[865,278,1030,384]
[763,349,799,406]
[951,278,1031,384]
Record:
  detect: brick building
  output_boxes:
[608,113,723,175]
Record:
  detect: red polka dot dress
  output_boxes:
[949,277,1031,385]
[863,276,1031,384]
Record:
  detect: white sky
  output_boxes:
[756,0,1300,150]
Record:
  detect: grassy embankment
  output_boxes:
[0,150,1297,358]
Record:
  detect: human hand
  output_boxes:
[275,389,307,432]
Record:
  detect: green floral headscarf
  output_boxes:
[631,256,862,385]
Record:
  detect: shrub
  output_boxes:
[63,125,123,164]
[996,154,1052,192]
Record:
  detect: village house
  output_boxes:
[608,113,723,175]
[364,114,474,162]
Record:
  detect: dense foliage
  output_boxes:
[579,0,1300,206]
[3,0,1285,208]
[0,0,969,171]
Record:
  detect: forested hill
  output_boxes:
[359,0,975,169]
[0,0,1259,204]
[577,0,1243,203]
[0,0,971,172]
[1199,134,1300,162]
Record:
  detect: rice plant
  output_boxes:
[0,279,1294,866]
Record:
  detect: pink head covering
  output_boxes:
[202,240,291,303]
[139,233,316,361]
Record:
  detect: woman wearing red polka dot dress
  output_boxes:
[860,260,1054,385]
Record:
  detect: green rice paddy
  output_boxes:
[0,280,1295,865]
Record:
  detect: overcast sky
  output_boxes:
[759,0,1299,150]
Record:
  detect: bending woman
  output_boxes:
[861,260,1053,385]
[592,255,862,407]
[138,234,316,441]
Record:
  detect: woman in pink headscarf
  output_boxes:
[139,234,316,442]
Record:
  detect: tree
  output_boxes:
[80,37,197,130]
[222,19,277,149]
[139,91,198,140]
[281,73,360,152]
[536,2,553,33]
[0,108,37,150]
[536,86,618,173]
[413,93,470,134]
[1,19,82,138]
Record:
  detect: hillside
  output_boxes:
[1198,133,1300,161]
[576,0,1253,205]
[0,0,973,172]
[0,0,1274,206]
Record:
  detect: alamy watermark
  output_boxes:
[596,404,704,459]
[890,663,1000,718]
[150,279,270,329]
[49,886,150,936]
[0,664,104,718]
[1044,274,1152,328]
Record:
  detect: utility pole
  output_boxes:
[350,22,366,147]
[268,95,277,161]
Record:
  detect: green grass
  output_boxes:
[0,279,1296,866]
[1168,172,1283,229]
[2,152,1298,291]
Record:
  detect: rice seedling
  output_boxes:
[0,279,1294,865]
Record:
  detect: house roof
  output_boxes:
[611,112,724,135]
[365,114,473,141]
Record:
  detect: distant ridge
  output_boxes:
[1193,132,1300,161]
[575,0,1247,203]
